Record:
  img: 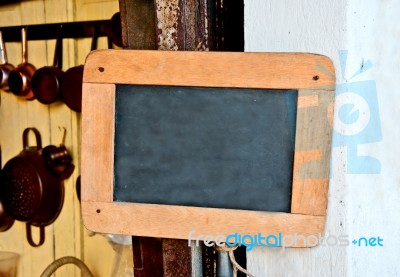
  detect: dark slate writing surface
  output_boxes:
[114,85,297,212]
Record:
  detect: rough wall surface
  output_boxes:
[245,0,400,276]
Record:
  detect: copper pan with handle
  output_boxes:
[0,31,15,92]
[61,26,98,112]
[8,27,36,100]
[32,27,64,104]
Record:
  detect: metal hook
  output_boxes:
[58,126,67,145]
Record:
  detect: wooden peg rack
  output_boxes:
[0,14,121,46]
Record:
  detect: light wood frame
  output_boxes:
[81,50,335,247]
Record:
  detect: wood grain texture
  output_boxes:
[81,83,115,202]
[83,49,335,89]
[82,201,325,248]
[291,89,335,216]
[119,0,156,49]
[81,51,335,247]
[73,2,121,276]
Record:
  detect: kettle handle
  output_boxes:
[26,223,45,247]
[23,128,42,150]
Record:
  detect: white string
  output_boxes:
[215,244,255,277]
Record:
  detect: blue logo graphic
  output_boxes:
[332,51,382,174]
[351,236,383,247]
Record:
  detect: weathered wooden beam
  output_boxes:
[119,0,156,49]
[118,1,245,276]
[132,237,164,277]
[155,0,212,50]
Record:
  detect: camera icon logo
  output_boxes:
[331,51,382,174]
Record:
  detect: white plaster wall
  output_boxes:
[345,1,400,276]
[245,0,400,276]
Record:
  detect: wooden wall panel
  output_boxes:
[1,3,54,276]
[0,1,121,276]
[0,6,25,275]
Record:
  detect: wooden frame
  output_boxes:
[81,50,335,247]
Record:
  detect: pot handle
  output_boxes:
[0,31,8,64]
[26,223,45,247]
[23,127,42,150]
[53,26,63,69]
[21,27,28,64]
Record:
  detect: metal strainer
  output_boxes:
[0,128,65,247]
[2,157,42,221]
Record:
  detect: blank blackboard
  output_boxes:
[82,50,336,243]
[113,85,297,212]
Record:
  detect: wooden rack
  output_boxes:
[0,14,122,45]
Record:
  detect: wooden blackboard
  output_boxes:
[113,85,297,212]
[81,50,335,247]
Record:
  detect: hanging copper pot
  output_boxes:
[60,26,98,112]
[0,31,15,92]
[32,26,64,104]
[8,27,36,100]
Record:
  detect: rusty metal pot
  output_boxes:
[8,27,36,100]
[0,31,15,92]
[32,27,64,104]
[0,128,66,247]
